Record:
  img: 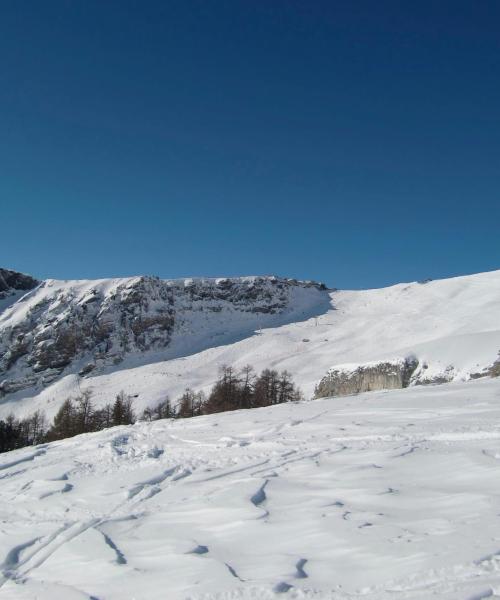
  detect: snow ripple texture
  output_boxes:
[1,378,500,598]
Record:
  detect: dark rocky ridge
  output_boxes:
[0,268,39,296]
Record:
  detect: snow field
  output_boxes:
[1,377,500,598]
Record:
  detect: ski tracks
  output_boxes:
[0,454,192,591]
[0,520,97,587]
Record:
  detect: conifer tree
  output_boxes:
[49,399,75,440]
[113,391,135,425]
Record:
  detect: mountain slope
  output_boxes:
[1,269,499,420]
[1,377,500,599]
[0,274,328,415]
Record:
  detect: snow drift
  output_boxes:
[1,377,500,598]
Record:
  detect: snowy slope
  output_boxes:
[0,275,328,418]
[1,269,499,421]
[2,377,500,599]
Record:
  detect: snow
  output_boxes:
[2,269,500,421]
[324,356,412,376]
[1,377,500,598]
[0,290,31,316]
[2,268,500,598]
[0,275,330,418]
[0,277,140,331]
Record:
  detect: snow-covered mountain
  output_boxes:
[2,377,500,599]
[1,267,500,599]
[0,274,328,415]
[1,268,500,420]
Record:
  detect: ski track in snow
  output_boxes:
[1,378,500,598]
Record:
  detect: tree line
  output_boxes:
[0,410,47,452]
[0,390,135,452]
[0,365,302,453]
[174,365,302,417]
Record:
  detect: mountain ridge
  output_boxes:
[1,267,499,421]
[0,271,329,403]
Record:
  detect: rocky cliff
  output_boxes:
[0,271,328,396]
[314,352,500,399]
[0,268,39,296]
[314,357,419,398]
[0,268,39,311]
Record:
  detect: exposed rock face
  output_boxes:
[0,268,39,297]
[413,364,455,386]
[464,353,500,380]
[0,275,328,396]
[488,356,500,378]
[314,357,419,398]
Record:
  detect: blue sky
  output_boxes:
[1,1,499,289]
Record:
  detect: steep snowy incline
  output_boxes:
[0,275,328,416]
[1,377,500,599]
[1,269,499,420]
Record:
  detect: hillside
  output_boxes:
[1,377,500,599]
[1,269,499,420]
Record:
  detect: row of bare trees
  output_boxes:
[0,390,135,451]
[169,366,302,419]
[47,390,135,440]
[0,366,302,452]
[0,410,47,452]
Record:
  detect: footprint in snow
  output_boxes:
[147,447,164,459]
[295,558,308,579]
[188,545,209,555]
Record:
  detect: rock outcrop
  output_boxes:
[488,355,500,378]
[0,268,39,298]
[314,357,419,398]
[466,353,500,380]
[0,274,328,396]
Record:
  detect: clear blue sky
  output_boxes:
[1,1,499,289]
